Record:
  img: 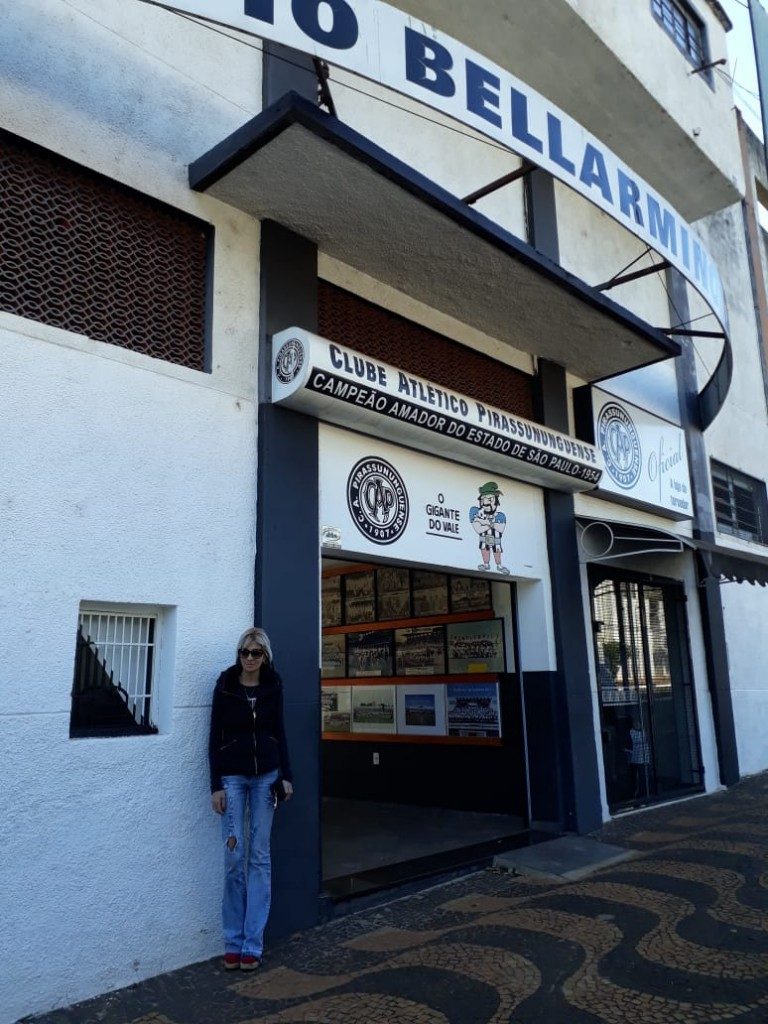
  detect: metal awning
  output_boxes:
[695,538,768,586]
[189,92,680,383]
[576,518,690,562]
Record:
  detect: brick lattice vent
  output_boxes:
[0,132,209,370]
[318,280,534,419]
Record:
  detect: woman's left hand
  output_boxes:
[283,780,294,801]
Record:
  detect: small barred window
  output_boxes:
[71,607,160,738]
[711,461,768,545]
[0,131,210,370]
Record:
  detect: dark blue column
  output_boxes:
[257,220,320,941]
[525,170,602,833]
[257,47,322,941]
[668,270,739,786]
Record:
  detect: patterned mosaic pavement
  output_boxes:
[28,773,768,1024]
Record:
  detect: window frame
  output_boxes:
[650,0,712,82]
[71,602,164,739]
[711,460,768,545]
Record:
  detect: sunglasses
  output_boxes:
[239,648,265,659]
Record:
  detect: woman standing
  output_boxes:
[209,627,293,971]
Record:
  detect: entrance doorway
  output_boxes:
[320,557,529,897]
[590,569,703,812]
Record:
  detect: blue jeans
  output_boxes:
[220,771,278,958]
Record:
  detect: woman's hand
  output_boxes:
[211,790,227,814]
[283,780,294,801]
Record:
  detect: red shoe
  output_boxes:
[223,953,241,970]
[240,955,261,971]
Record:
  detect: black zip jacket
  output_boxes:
[208,663,293,792]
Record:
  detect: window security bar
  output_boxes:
[74,613,158,735]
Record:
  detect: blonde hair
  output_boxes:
[236,627,273,665]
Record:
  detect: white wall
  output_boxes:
[692,170,768,780]
[721,582,768,776]
[0,317,261,1021]
[0,2,265,1020]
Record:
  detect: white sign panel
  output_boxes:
[319,423,549,580]
[274,328,602,492]
[592,389,692,519]
[140,0,726,329]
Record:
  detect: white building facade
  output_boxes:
[2,1,767,1020]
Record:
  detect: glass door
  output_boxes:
[591,572,702,811]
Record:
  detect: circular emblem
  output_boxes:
[347,458,409,545]
[274,337,305,385]
[321,525,342,549]
[597,403,642,489]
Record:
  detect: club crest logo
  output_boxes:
[597,402,642,489]
[274,337,305,385]
[347,458,409,545]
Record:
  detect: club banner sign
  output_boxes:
[319,423,549,580]
[576,386,693,519]
[272,327,602,492]
[141,0,726,328]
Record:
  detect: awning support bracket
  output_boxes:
[660,329,727,339]
[597,259,672,291]
[313,58,337,118]
[462,159,536,205]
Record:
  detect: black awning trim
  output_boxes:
[695,538,768,586]
[189,91,680,367]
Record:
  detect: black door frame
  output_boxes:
[588,563,705,813]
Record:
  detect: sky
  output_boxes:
[721,0,765,137]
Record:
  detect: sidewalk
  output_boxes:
[27,773,768,1024]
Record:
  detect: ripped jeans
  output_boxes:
[220,770,278,958]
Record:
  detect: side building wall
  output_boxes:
[698,127,768,779]
[0,3,266,1020]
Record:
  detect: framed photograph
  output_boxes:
[347,630,394,677]
[351,685,396,734]
[321,574,342,627]
[376,566,411,620]
[447,619,505,674]
[396,684,447,736]
[321,634,346,678]
[344,571,376,624]
[450,575,492,613]
[412,570,449,617]
[322,685,352,732]
[394,624,446,675]
[446,682,501,738]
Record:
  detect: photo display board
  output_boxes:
[351,685,397,734]
[347,630,394,677]
[447,620,505,674]
[376,566,411,620]
[321,634,346,679]
[446,682,501,738]
[396,684,448,737]
[322,686,352,732]
[395,625,446,676]
[322,560,507,741]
